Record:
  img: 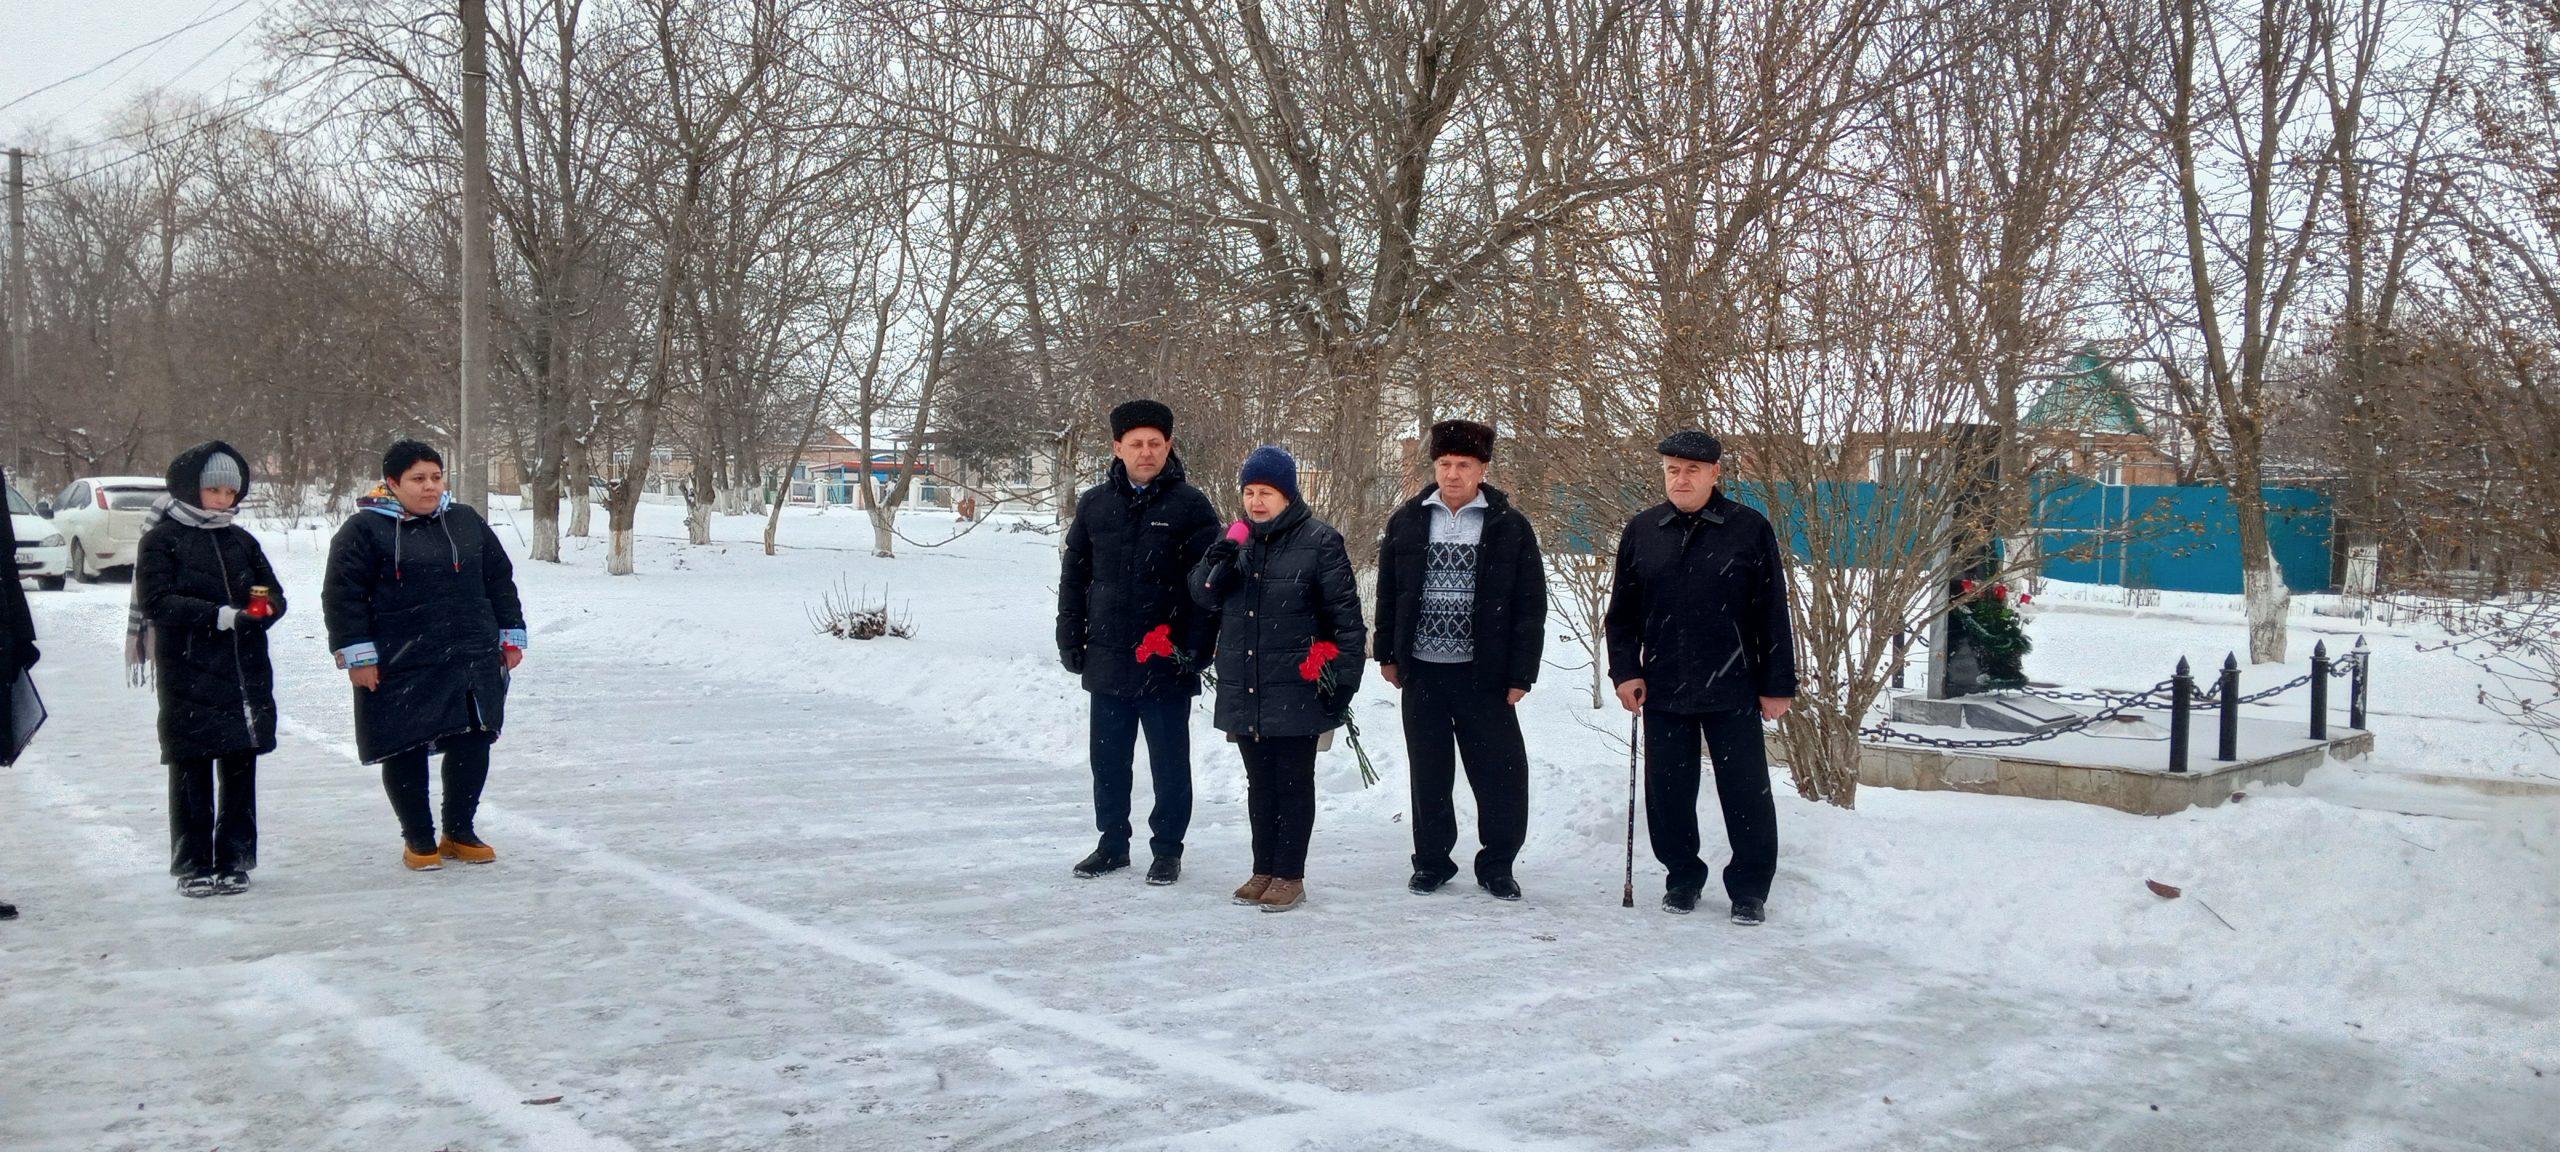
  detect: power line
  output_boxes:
[43,11,264,130]
[0,0,258,118]
[26,69,335,191]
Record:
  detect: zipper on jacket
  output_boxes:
[210,532,258,739]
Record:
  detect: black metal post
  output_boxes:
[2349,636,2368,730]
[2169,657,2192,773]
[2216,653,2241,762]
[2309,640,2329,740]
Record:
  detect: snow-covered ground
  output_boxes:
[3,499,2555,1151]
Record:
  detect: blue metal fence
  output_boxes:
[2033,481,2331,594]
[1553,477,2334,594]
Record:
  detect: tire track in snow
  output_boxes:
[268,704,1577,1152]
[15,739,636,1152]
[252,958,637,1152]
[478,806,1582,1152]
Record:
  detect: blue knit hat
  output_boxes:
[1238,445,1299,504]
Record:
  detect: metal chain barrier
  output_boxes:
[1860,650,2368,751]
[1859,677,2178,750]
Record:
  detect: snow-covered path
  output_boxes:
[4,509,2554,1150]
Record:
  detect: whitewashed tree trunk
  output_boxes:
[530,497,561,563]
[2244,540,2292,664]
[867,501,897,558]
[2344,541,2380,599]
[608,527,635,575]
[686,493,715,545]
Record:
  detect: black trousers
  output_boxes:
[381,732,495,851]
[1643,707,1778,903]
[169,753,257,877]
[1237,734,1318,881]
[1089,693,1194,859]
[1399,660,1529,881]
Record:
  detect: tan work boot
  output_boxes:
[1232,874,1274,905]
[439,836,497,864]
[1257,878,1305,912]
[402,844,444,871]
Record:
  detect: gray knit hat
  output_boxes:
[199,451,245,493]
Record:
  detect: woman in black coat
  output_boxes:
[322,440,526,871]
[129,441,284,897]
[1188,445,1365,913]
[0,479,37,920]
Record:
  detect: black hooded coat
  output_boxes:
[134,441,285,763]
[321,487,524,764]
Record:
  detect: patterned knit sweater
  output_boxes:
[1413,493,1487,662]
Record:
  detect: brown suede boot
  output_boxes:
[1232,874,1274,905]
[1257,878,1305,912]
[403,844,444,871]
[439,836,497,864]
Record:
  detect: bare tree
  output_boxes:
[2121,0,2366,663]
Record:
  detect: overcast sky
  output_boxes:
[0,0,279,146]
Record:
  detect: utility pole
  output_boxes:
[6,148,29,482]
[457,0,492,509]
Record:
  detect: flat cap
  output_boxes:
[1656,430,1722,463]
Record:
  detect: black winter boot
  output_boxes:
[1729,899,1765,926]
[1478,876,1524,901]
[1073,847,1130,878]
[1662,886,1701,915]
[1408,870,1454,894]
[1146,857,1181,885]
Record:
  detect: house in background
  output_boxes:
[2021,349,2179,487]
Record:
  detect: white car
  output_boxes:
[46,475,166,583]
[10,487,67,591]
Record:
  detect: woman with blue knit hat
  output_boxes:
[1188,445,1366,912]
[129,441,285,897]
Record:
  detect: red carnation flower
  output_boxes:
[1960,579,1977,594]
[1136,624,1176,663]
[1299,640,1342,681]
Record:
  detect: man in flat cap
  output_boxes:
[1603,430,1797,924]
[1374,419,1547,900]
[1057,399,1221,884]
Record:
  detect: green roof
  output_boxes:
[2025,348,2149,436]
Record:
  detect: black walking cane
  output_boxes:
[1622,711,1640,908]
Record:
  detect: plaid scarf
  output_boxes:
[124,495,237,686]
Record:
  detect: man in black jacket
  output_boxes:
[1375,420,1547,900]
[323,440,527,872]
[1056,400,1221,885]
[1605,431,1797,925]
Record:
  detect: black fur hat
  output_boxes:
[1109,399,1175,441]
[1426,418,1495,462]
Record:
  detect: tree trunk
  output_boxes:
[1778,709,1862,809]
[529,476,561,563]
[686,470,716,545]
[567,436,593,538]
[1052,424,1078,530]
[2231,471,2291,663]
[867,500,897,558]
